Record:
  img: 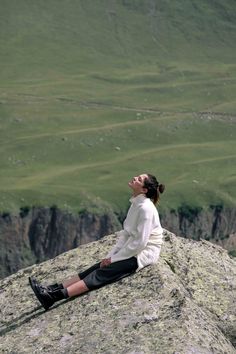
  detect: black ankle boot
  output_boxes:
[48,288,69,301]
[47,283,64,292]
[29,277,54,311]
[29,278,64,292]
[29,277,68,311]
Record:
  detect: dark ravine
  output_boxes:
[0,204,235,279]
[161,205,236,251]
[0,206,121,279]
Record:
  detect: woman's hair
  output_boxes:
[143,174,165,205]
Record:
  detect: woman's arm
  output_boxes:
[106,230,129,258]
[110,208,153,263]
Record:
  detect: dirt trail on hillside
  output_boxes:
[14,141,229,189]
[13,104,236,142]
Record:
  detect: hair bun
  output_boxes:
[158,183,165,194]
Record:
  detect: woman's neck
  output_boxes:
[132,191,145,198]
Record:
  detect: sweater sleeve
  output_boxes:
[110,208,153,263]
[106,230,129,258]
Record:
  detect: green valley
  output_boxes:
[0,0,235,214]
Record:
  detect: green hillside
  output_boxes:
[0,0,236,213]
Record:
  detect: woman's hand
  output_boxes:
[100,258,111,268]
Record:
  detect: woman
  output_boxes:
[29,173,165,310]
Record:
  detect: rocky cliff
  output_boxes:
[0,206,121,279]
[0,230,236,354]
[1,205,235,279]
[161,205,236,252]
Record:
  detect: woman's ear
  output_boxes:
[142,187,148,194]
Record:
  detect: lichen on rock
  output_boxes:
[0,230,236,353]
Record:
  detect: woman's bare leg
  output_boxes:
[62,275,81,288]
[67,280,89,297]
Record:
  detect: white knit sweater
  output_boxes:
[106,194,163,271]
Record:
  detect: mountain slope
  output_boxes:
[1,0,236,80]
[0,0,235,213]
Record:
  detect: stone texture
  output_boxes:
[0,230,236,353]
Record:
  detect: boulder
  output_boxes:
[0,230,235,353]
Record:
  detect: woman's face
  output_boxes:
[128,174,148,194]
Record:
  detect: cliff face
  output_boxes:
[161,205,236,251]
[1,205,235,279]
[0,207,121,279]
[0,230,235,353]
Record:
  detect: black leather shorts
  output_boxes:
[78,257,138,290]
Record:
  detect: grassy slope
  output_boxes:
[0,0,236,213]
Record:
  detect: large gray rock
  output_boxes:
[0,230,236,354]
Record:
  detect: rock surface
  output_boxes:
[0,230,236,354]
